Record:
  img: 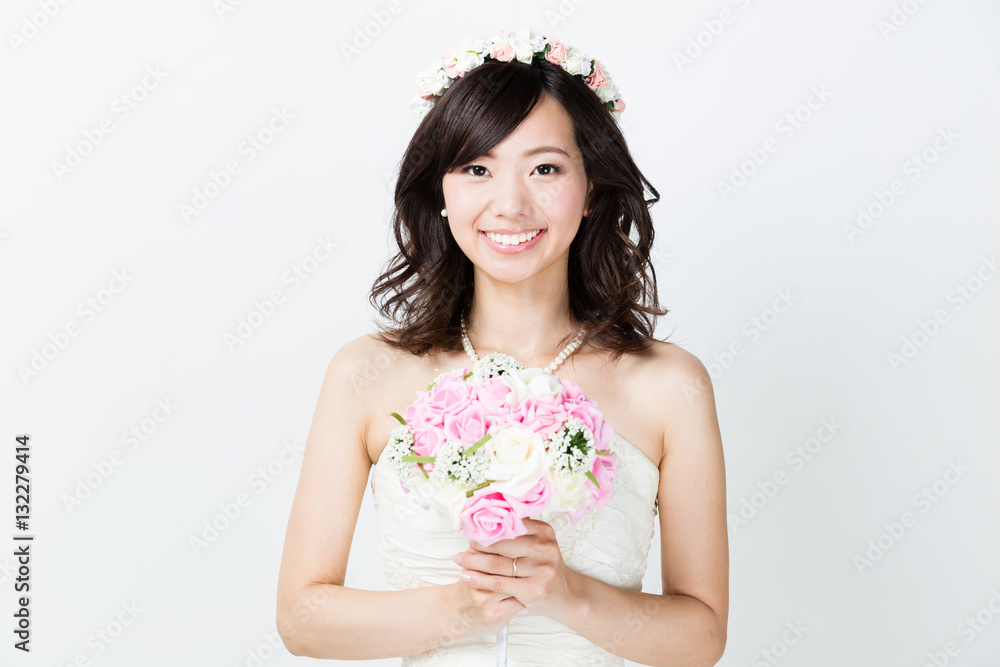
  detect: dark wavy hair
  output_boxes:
[368,54,668,363]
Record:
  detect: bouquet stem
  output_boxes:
[496,622,508,666]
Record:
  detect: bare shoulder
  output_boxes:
[323,332,411,394]
[624,339,714,405]
[322,332,439,464]
[624,339,718,459]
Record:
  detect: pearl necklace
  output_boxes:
[460,313,585,374]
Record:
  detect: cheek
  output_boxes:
[540,178,589,220]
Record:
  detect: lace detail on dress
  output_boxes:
[383,555,426,590]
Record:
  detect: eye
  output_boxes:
[533,163,564,176]
[460,164,489,177]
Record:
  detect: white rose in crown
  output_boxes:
[416,62,451,97]
[562,45,593,77]
[483,428,549,497]
[597,81,619,103]
[500,367,564,405]
[511,28,540,63]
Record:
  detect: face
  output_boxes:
[441,93,592,285]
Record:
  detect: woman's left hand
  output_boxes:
[453,518,583,621]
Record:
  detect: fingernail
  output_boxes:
[453,553,463,565]
[461,572,472,582]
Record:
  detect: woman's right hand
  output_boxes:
[448,579,526,636]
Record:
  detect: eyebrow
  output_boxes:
[480,145,572,159]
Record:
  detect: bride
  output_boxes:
[276,28,728,666]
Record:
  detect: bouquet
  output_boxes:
[384,352,619,665]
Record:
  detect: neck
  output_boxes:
[463,268,580,367]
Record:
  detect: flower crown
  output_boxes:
[411,28,625,123]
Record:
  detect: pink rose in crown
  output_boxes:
[491,31,516,63]
[585,60,609,90]
[460,490,527,545]
[545,38,567,65]
[441,46,460,78]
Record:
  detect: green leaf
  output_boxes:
[462,371,473,380]
[418,462,430,478]
[463,433,492,458]
[465,480,492,498]
[585,471,600,488]
[388,412,406,425]
[402,455,436,463]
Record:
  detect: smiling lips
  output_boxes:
[481,229,543,246]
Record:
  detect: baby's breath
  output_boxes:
[549,416,596,475]
[431,439,490,488]
[386,425,417,479]
[471,352,524,384]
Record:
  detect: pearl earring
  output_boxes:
[441,209,448,217]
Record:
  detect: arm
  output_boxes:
[275,335,467,659]
[554,345,729,666]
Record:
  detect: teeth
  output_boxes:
[484,230,541,246]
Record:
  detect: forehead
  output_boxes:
[490,94,579,156]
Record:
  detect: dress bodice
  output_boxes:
[369,427,660,666]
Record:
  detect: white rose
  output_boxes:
[500,367,564,405]
[597,81,619,103]
[455,48,484,73]
[483,428,548,498]
[436,482,470,531]
[563,46,593,77]
[407,473,468,529]
[512,28,540,63]
[545,468,588,513]
[410,96,434,119]
[416,62,449,96]
[452,37,486,73]
[529,31,547,53]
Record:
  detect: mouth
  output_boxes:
[479,229,545,248]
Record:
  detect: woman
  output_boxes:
[276,29,728,666]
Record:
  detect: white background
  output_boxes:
[2,1,999,665]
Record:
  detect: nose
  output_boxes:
[487,171,531,220]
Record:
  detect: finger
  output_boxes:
[460,568,525,596]
[459,550,529,578]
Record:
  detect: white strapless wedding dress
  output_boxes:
[370,428,660,666]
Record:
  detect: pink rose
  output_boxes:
[507,395,569,436]
[560,379,587,402]
[491,42,515,62]
[459,490,527,546]
[561,399,614,450]
[406,373,475,458]
[410,426,446,472]
[568,451,617,523]
[545,39,567,65]
[441,46,460,78]
[473,378,514,422]
[585,60,608,90]
[443,401,490,444]
[613,98,626,114]
[508,475,554,518]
